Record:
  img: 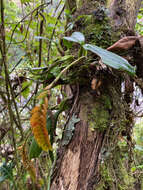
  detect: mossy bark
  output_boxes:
[50,0,142,189]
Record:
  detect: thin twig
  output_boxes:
[33,3,44,106]
[47,2,65,61]
[11,13,33,45]
[20,92,35,113]
[1,0,24,139]
[10,56,25,73]
[0,0,20,172]
[7,2,51,51]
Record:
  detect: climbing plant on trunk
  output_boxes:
[49,0,143,190]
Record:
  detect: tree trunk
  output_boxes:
[51,0,142,189]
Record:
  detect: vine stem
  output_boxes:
[33,0,44,106]
[37,56,85,99]
[47,1,65,61]
[0,0,21,181]
[45,56,86,90]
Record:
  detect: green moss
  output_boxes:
[102,95,112,110]
[88,95,111,130]
[95,164,113,190]
[96,159,135,190]
[84,22,113,48]
[81,10,113,48]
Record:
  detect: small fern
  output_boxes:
[30,98,52,151]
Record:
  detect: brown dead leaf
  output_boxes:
[107,36,139,51]
[91,78,97,90]
[91,78,102,90]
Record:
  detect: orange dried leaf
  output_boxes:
[30,101,52,151]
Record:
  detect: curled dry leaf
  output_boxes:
[107,36,139,52]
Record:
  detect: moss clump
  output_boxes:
[102,95,112,110]
[95,164,113,190]
[88,95,111,131]
[96,148,135,190]
[84,21,113,48]
[79,6,114,49]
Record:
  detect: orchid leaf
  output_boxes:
[63,32,85,45]
[83,44,136,76]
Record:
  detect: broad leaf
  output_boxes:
[63,32,85,45]
[83,44,136,76]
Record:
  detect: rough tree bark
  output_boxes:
[51,0,143,190]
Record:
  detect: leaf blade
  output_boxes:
[83,44,136,76]
[63,32,85,44]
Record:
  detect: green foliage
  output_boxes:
[83,44,136,76]
[0,162,14,183]
[135,6,143,35]
[21,81,31,98]
[0,0,66,188]
[63,32,136,76]
[133,118,143,160]
[29,137,42,159]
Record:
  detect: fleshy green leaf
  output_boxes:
[63,32,85,44]
[83,44,136,76]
